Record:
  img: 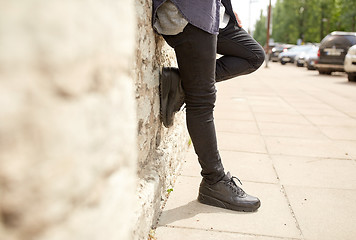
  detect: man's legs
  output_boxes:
[216,20,265,82]
[163,24,225,185]
[163,21,265,184]
[161,22,261,212]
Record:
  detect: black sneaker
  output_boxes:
[198,172,261,212]
[159,67,185,128]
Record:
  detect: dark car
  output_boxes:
[278,45,314,65]
[316,31,356,75]
[270,44,294,62]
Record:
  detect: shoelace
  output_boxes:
[232,176,243,186]
[226,176,245,196]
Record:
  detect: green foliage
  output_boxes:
[253,10,267,46]
[255,0,356,44]
[337,0,356,31]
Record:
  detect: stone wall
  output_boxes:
[0,0,189,240]
[134,0,189,239]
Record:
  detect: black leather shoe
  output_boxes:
[159,67,185,128]
[198,172,261,212]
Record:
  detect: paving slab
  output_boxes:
[264,136,349,159]
[245,95,285,101]
[257,122,326,139]
[217,132,267,154]
[179,147,201,178]
[250,105,299,115]
[247,98,290,107]
[318,126,356,140]
[157,176,301,239]
[182,148,278,184]
[215,100,251,112]
[285,186,356,240]
[155,227,302,240]
[213,108,255,121]
[288,102,334,110]
[215,120,260,135]
[304,115,356,127]
[218,151,278,184]
[348,111,356,118]
[296,108,348,117]
[334,140,356,160]
[254,113,310,125]
[272,155,356,189]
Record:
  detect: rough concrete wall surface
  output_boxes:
[133,0,190,239]
[0,0,138,240]
[0,0,189,239]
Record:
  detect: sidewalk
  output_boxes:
[154,63,356,240]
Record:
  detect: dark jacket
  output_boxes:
[152,0,236,35]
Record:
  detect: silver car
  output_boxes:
[295,46,319,68]
[278,45,314,65]
[304,46,320,70]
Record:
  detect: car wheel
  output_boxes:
[297,63,303,67]
[348,73,356,82]
[281,61,286,65]
[318,70,332,75]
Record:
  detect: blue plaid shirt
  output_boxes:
[152,0,236,35]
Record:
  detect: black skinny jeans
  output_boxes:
[163,19,265,184]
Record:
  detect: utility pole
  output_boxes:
[265,0,272,68]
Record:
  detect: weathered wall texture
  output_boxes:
[0,0,189,240]
[133,0,189,239]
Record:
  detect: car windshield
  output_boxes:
[344,36,356,45]
[321,34,356,47]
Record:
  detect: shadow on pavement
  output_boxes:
[158,200,254,226]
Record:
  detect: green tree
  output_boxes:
[318,0,338,40]
[270,0,301,44]
[267,0,355,44]
[253,10,267,46]
[303,0,321,42]
[337,0,356,31]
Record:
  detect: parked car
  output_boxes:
[278,45,314,65]
[316,31,356,75]
[344,44,356,81]
[304,46,320,70]
[270,44,294,62]
[295,45,319,67]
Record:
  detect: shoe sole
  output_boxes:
[198,193,259,212]
[159,68,172,128]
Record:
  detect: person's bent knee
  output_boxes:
[251,47,265,72]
